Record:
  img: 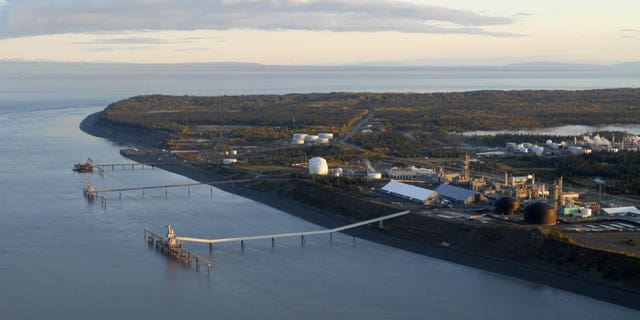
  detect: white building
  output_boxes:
[381,181,438,204]
[602,206,640,217]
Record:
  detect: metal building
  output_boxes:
[381,181,438,205]
[434,184,477,204]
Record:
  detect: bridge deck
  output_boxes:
[93,179,254,193]
[174,211,410,244]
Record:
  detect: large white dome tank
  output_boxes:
[308,157,329,175]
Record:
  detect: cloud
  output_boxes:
[85,46,151,51]
[74,36,214,45]
[0,0,517,38]
[78,37,171,45]
[173,47,212,52]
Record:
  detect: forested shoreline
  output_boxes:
[104,89,640,133]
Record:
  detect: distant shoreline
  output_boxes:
[80,110,640,311]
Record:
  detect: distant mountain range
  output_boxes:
[2,60,639,75]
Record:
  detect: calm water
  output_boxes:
[1,69,639,319]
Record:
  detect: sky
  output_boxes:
[0,0,638,65]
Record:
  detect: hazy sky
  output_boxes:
[0,0,638,65]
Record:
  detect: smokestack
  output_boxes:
[465,154,470,181]
[552,181,559,210]
[558,176,564,207]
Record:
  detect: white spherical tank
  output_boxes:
[308,157,328,175]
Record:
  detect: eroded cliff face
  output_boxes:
[249,178,640,293]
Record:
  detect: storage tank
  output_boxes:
[222,158,238,165]
[291,139,305,145]
[304,135,319,143]
[366,172,382,180]
[318,133,334,139]
[231,150,238,155]
[293,133,307,140]
[494,196,520,215]
[523,202,557,225]
[568,146,583,155]
[317,137,330,144]
[308,157,328,175]
[531,146,544,155]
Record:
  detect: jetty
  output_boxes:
[149,210,411,252]
[93,161,184,171]
[83,179,253,201]
[145,226,212,273]
[144,211,409,272]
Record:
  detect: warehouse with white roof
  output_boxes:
[380,181,438,205]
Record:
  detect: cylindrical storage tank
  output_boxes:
[317,137,330,144]
[291,139,305,145]
[366,172,382,180]
[337,168,343,175]
[494,196,520,215]
[308,157,328,175]
[318,133,334,139]
[231,150,238,155]
[304,135,319,143]
[568,146,583,155]
[293,133,307,140]
[531,146,544,155]
[523,202,557,225]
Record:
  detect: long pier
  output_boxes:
[91,179,254,194]
[144,211,409,271]
[168,210,411,248]
[94,161,184,171]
